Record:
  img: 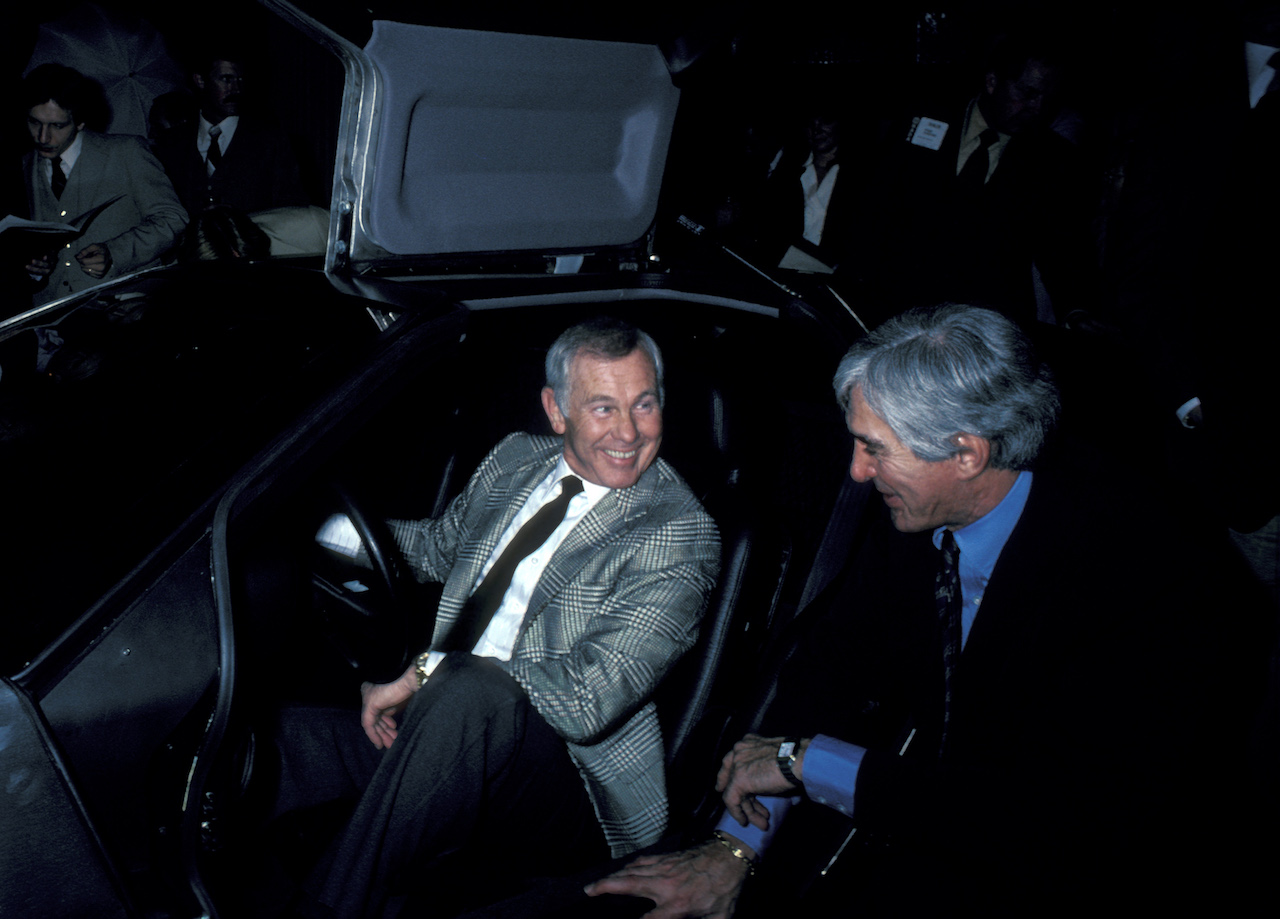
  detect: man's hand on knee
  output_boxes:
[584,838,751,919]
[360,666,419,749]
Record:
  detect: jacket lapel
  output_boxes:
[65,134,106,220]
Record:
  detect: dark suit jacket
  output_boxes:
[754,453,1268,913]
[735,144,873,272]
[154,115,307,217]
[387,433,721,856]
[857,97,1097,328]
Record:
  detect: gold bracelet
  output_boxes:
[711,830,757,876]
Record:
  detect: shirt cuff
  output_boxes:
[316,513,362,557]
[714,795,796,857]
[1176,396,1202,429]
[802,734,864,818]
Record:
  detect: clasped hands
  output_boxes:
[585,733,809,918]
[26,242,113,281]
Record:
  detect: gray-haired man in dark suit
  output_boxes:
[589,303,1266,917]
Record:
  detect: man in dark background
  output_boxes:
[846,29,1098,330]
[154,45,308,217]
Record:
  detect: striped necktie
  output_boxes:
[206,124,223,174]
[935,529,963,755]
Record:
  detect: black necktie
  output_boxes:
[439,475,584,652]
[206,125,222,172]
[956,127,999,194]
[51,156,66,199]
[935,529,962,755]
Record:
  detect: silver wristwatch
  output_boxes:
[777,737,801,787]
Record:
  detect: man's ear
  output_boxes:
[193,73,206,91]
[952,433,992,480]
[541,387,566,435]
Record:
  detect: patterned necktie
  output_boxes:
[51,156,66,199]
[956,127,999,193]
[438,475,584,652]
[206,125,223,174]
[935,529,963,755]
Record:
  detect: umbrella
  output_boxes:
[24,2,187,138]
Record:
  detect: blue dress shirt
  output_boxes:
[716,472,1033,854]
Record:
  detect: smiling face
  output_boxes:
[27,101,83,159]
[541,348,663,490]
[845,386,969,533]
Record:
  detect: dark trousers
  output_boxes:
[271,654,607,919]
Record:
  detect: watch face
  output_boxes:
[779,741,797,759]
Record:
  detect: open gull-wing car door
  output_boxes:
[266,2,681,272]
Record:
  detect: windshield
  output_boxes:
[0,266,392,672]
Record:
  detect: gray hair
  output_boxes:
[833,304,1059,470]
[545,317,664,412]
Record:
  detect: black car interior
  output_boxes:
[182,295,861,913]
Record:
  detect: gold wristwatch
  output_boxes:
[413,651,432,689]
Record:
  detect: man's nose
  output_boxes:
[615,412,639,442]
[849,449,874,482]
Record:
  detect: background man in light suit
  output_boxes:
[588,304,1267,916]
[270,317,720,919]
[21,64,187,307]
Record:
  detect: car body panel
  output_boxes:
[0,677,131,918]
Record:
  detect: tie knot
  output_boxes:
[978,127,999,149]
[209,125,221,138]
[558,475,584,499]
[939,529,959,566]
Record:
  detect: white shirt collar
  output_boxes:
[551,454,611,505]
[54,131,85,172]
[199,114,240,150]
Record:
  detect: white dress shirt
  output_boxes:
[316,455,608,679]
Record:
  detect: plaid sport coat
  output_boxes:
[389,433,721,855]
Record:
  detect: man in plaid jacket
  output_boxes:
[283,317,720,919]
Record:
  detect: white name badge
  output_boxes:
[907,116,948,151]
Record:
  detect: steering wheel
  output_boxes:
[314,481,424,679]
[331,481,407,605]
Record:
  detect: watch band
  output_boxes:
[413,651,432,689]
[777,736,802,787]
